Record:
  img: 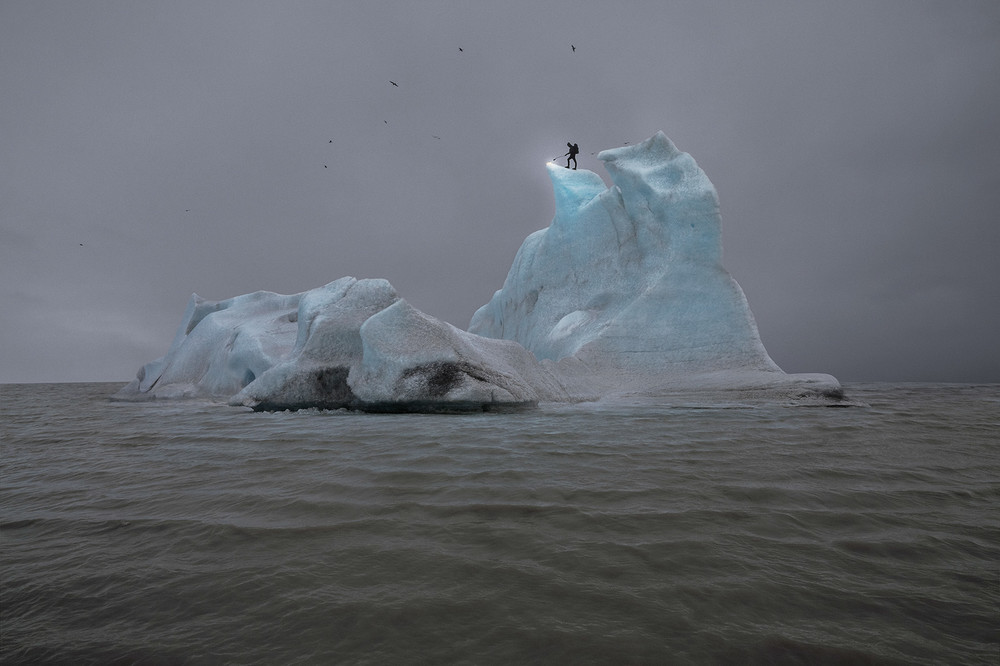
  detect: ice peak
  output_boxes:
[471,132,765,374]
[598,130,680,164]
[600,131,717,209]
[546,163,606,223]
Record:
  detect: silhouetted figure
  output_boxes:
[564,142,579,169]
[390,81,399,87]
[571,44,576,52]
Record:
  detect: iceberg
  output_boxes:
[115,132,846,410]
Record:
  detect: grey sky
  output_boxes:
[2,1,998,384]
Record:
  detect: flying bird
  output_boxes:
[389,80,398,87]
[458,47,463,52]
[571,44,576,52]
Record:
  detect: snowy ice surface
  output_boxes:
[115,132,845,410]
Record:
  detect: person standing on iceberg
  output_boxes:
[564,142,579,170]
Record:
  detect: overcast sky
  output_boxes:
[2,1,998,384]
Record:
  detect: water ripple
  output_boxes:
[1,382,998,664]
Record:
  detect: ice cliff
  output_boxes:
[115,132,845,410]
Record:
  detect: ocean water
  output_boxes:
[1,382,997,665]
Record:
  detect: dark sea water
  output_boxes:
[1,382,997,665]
